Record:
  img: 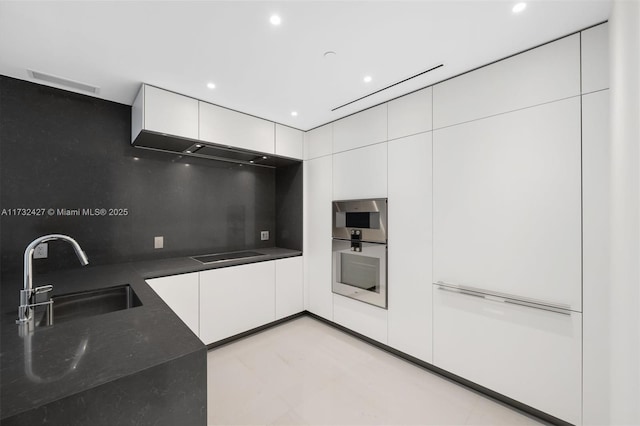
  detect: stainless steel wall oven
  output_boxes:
[332,198,387,309]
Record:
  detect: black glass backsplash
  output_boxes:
[0,76,301,277]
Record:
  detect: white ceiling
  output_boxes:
[0,1,611,131]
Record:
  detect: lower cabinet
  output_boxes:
[275,257,304,320]
[146,272,200,337]
[433,286,582,425]
[199,261,276,345]
[333,294,388,344]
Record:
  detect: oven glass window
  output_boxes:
[340,253,380,292]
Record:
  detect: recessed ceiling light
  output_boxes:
[206,82,216,89]
[363,75,372,83]
[323,51,336,58]
[512,2,527,13]
[270,15,281,26]
[291,111,298,117]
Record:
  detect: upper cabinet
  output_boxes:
[387,88,432,140]
[304,124,332,160]
[433,34,580,129]
[199,102,275,154]
[131,84,199,142]
[275,124,303,159]
[332,104,387,153]
[332,143,388,200]
[581,23,609,94]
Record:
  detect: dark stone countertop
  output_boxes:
[130,247,302,279]
[0,247,301,420]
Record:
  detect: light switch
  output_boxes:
[260,231,269,241]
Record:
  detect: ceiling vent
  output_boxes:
[332,63,444,111]
[27,69,100,94]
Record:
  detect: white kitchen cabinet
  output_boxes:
[146,272,200,337]
[581,23,609,94]
[582,89,611,426]
[131,84,199,142]
[304,156,333,320]
[275,256,304,319]
[433,34,580,129]
[332,143,387,200]
[333,294,388,344]
[433,286,582,425]
[199,101,275,154]
[387,132,433,363]
[332,104,387,153]
[275,124,303,159]
[199,262,275,344]
[433,97,582,310]
[387,87,432,140]
[304,123,332,160]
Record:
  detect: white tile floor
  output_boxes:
[207,316,544,426]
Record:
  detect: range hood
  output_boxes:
[132,131,299,168]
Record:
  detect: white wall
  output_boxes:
[609,1,640,424]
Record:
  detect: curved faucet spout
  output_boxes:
[18,234,89,326]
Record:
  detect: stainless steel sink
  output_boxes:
[192,250,266,264]
[36,285,142,326]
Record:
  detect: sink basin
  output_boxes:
[192,251,266,264]
[36,285,142,326]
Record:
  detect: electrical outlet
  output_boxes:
[34,243,48,259]
[154,236,164,249]
[260,231,269,241]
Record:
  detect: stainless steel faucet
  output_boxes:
[17,234,89,329]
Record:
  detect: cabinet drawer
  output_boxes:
[433,286,581,424]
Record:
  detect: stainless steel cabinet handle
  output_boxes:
[434,281,572,316]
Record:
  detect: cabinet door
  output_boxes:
[433,34,580,128]
[143,85,199,140]
[388,87,432,140]
[433,286,582,425]
[199,262,275,344]
[146,273,200,337]
[332,104,387,153]
[304,156,333,320]
[304,123,332,160]
[333,294,388,344]
[332,143,387,200]
[433,98,581,310]
[199,101,275,154]
[581,23,609,93]
[275,124,303,159]
[275,256,304,319]
[387,132,433,362]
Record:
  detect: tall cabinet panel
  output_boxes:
[582,89,611,425]
[387,132,433,363]
[433,97,582,310]
[304,156,333,320]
